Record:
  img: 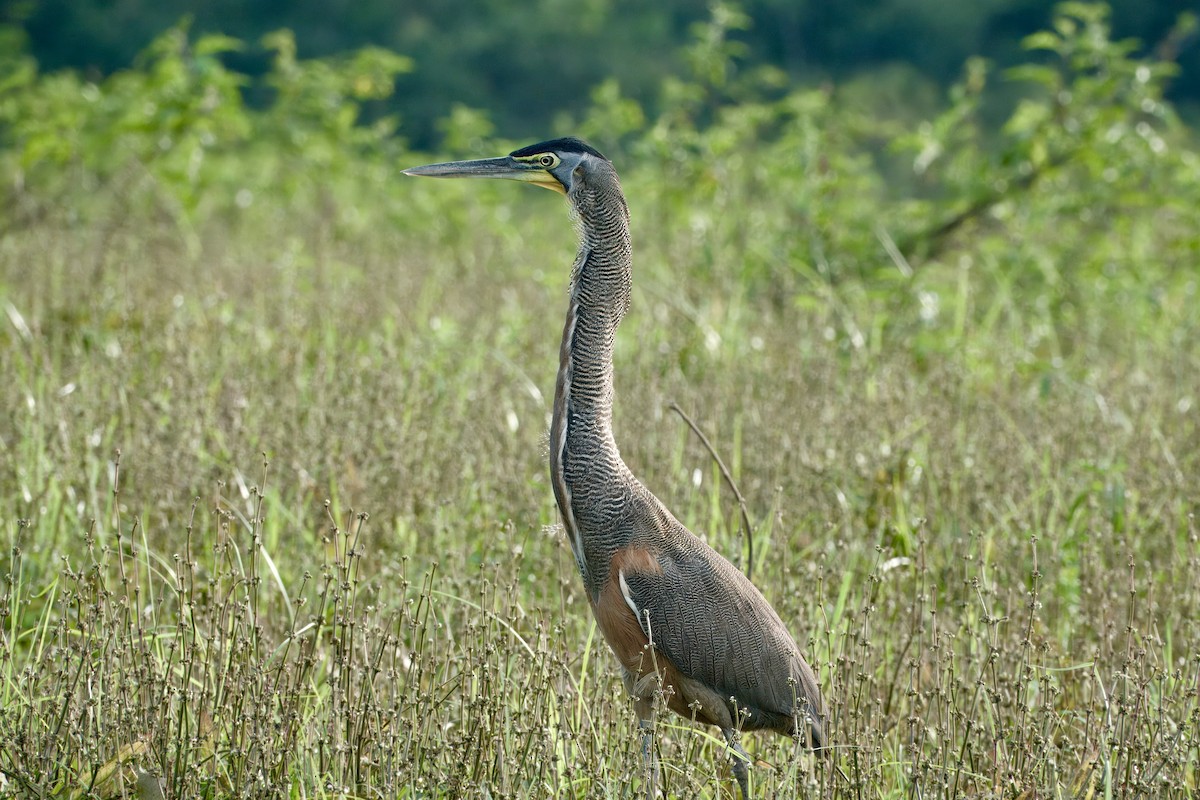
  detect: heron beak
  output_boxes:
[402,156,565,194]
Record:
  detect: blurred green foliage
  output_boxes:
[1,19,412,243]
[7,0,1199,147]
[2,2,1196,302]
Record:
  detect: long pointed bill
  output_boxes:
[402,156,564,193]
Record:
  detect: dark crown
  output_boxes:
[510,137,607,161]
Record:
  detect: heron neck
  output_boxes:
[567,216,630,418]
[550,179,633,583]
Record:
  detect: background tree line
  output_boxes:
[3,0,1196,148]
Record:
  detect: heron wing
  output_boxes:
[618,507,824,737]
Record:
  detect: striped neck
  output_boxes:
[549,174,633,587]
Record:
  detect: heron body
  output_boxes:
[405,138,826,798]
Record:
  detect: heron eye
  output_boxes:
[539,154,557,167]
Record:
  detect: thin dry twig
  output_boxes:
[667,401,755,580]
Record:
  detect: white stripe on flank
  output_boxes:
[618,569,641,623]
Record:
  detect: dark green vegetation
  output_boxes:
[6,0,1200,148]
[2,3,1199,797]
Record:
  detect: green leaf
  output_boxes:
[1021,31,1062,53]
[194,33,245,57]
[1004,64,1061,89]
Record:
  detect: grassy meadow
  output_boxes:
[2,5,1200,798]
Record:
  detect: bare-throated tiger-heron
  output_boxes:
[404,138,827,799]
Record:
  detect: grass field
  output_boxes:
[2,155,1198,797]
[2,10,1199,795]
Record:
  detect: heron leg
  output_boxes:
[638,717,660,800]
[630,671,662,799]
[721,728,752,800]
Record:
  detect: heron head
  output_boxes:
[402,137,608,195]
